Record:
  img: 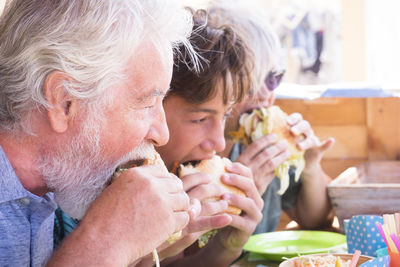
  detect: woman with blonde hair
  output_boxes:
[209,0,335,234]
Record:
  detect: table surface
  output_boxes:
[232,253,280,267]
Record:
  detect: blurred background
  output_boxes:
[177,0,400,95]
[2,0,400,91]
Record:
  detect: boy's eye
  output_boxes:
[190,117,207,123]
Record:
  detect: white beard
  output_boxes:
[39,114,155,219]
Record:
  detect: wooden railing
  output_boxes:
[275,97,400,179]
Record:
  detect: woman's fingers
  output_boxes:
[237,134,278,164]
[188,198,201,220]
[251,140,289,171]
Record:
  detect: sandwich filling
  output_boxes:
[230,106,305,195]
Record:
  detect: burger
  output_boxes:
[113,149,182,243]
[178,155,245,215]
[229,105,305,195]
[178,155,246,247]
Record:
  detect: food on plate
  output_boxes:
[292,255,350,267]
[178,155,246,247]
[229,105,305,195]
[178,155,245,215]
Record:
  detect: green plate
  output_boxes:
[243,230,346,262]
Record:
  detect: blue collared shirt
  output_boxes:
[0,146,57,267]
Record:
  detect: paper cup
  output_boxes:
[389,251,400,267]
[346,215,386,256]
[359,255,390,267]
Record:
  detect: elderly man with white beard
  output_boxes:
[0,0,199,266]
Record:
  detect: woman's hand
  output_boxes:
[286,112,335,172]
[236,134,290,194]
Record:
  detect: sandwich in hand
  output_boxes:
[179,155,245,215]
[178,155,245,247]
[229,105,305,195]
[113,149,182,243]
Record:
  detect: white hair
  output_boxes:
[0,0,196,134]
[207,0,281,92]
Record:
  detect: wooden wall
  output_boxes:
[275,97,400,179]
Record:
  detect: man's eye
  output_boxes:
[144,99,158,109]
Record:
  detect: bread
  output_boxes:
[178,155,245,215]
[229,105,305,195]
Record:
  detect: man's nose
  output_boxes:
[147,106,170,147]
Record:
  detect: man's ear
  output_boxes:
[43,71,77,133]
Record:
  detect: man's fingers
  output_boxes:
[173,211,191,234]
[170,191,190,212]
[158,176,184,193]
[188,198,201,220]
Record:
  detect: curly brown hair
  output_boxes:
[168,8,253,105]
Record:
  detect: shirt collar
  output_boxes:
[0,145,29,203]
[0,145,55,206]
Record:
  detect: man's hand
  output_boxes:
[49,164,191,266]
